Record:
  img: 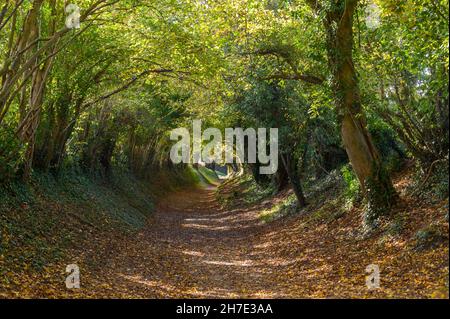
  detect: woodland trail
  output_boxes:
[73,179,447,299]
[98,186,289,298]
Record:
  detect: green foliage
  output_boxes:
[409,159,449,202]
[259,193,298,223]
[218,174,275,208]
[432,162,450,200]
[360,0,449,165]
[340,164,360,208]
[364,164,397,227]
[0,127,26,181]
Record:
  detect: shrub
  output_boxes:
[340,164,360,208]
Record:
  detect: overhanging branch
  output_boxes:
[262,72,324,85]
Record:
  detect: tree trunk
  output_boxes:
[323,0,396,224]
[273,157,289,192]
[280,153,307,208]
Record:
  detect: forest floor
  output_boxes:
[0,166,448,298]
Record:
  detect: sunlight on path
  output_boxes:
[102,185,292,298]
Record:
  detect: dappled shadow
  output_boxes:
[109,187,325,297]
[94,174,448,299]
[97,186,307,298]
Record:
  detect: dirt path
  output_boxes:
[97,186,289,298]
[2,169,447,298]
[75,181,447,299]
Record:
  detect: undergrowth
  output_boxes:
[217,174,275,208]
[408,159,449,203]
[259,193,297,223]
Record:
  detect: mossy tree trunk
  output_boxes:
[321,0,396,223]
